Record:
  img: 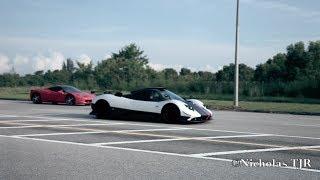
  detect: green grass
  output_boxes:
[202,99,320,115]
[181,93,320,104]
[0,87,319,115]
[0,87,30,100]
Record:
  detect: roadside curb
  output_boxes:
[211,107,320,116]
[0,98,29,101]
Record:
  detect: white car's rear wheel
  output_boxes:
[95,100,111,119]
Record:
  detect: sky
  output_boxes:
[0,0,320,74]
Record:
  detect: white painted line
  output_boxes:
[0,125,42,129]
[93,138,182,145]
[49,123,124,127]
[0,134,231,162]
[0,123,124,129]
[92,134,272,146]
[0,114,18,117]
[0,119,99,123]
[0,114,100,122]
[14,128,189,137]
[190,145,320,157]
[0,114,172,127]
[0,115,176,129]
[188,127,320,140]
[117,127,190,132]
[14,131,105,137]
[283,123,320,128]
[201,134,271,139]
[0,134,319,173]
[1,114,320,140]
[123,122,183,128]
[272,134,320,140]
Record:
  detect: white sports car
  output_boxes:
[90,87,212,123]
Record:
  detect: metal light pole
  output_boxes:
[234,0,240,107]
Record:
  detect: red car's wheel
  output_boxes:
[31,93,42,104]
[65,95,75,105]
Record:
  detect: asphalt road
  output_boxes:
[0,100,319,180]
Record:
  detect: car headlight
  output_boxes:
[185,104,194,110]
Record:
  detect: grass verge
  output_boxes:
[0,87,30,100]
[203,99,320,115]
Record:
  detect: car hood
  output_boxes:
[186,99,211,116]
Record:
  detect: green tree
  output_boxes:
[180,68,191,76]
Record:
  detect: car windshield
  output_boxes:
[62,86,81,93]
[161,90,185,102]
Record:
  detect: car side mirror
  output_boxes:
[58,90,65,94]
[90,90,95,94]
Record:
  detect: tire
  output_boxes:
[65,95,75,105]
[95,100,111,119]
[161,104,181,123]
[31,93,42,104]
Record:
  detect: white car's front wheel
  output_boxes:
[161,104,180,123]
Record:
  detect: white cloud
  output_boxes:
[148,63,183,72]
[104,54,111,60]
[33,51,65,72]
[13,55,30,74]
[141,39,278,71]
[203,64,217,72]
[14,55,29,65]
[0,54,11,73]
[0,36,281,74]
[78,54,92,65]
[242,0,320,19]
[148,63,218,73]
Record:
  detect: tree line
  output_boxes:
[1,41,320,99]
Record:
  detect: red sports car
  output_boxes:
[30,85,95,105]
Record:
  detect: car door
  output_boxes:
[130,89,163,114]
[48,86,65,103]
[40,88,52,102]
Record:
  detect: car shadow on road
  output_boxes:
[47,113,210,125]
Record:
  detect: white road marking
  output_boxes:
[187,127,320,140]
[0,114,18,117]
[283,123,320,128]
[271,134,320,140]
[92,134,272,146]
[1,113,320,140]
[0,119,99,123]
[14,128,189,137]
[0,114,174,127]
[0,125,42,129]
[117,127,190,132]
[14,131,106,137]
[93,138,184,145]
[1,112,320,140]
[0,134,231,162]
[0,123,124,129]
[0,134,319,173]
[189,145,320,157]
